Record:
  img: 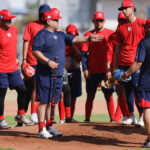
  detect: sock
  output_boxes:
[38,121,45,132]
[118,96,130,117]
[36,102,39,113]
[18,109,24,115]
[115,104,122,122]
[85,100,93,120]
[0,115,4,120]
[58,101,65,121]
[46,120,53,130]
[71,104,75,118]
[65,107,71,118]
[104,93,115,120]
[31,104,37,114]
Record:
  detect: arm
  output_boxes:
[32,51,58,69]
[22,40,30,63]
[72,44,81,61]
[72,34,103,44]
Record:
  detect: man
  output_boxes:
[119,18,150,148]
[112,0,145,125]
[0,9,33,129]
[82,11,115,122]
[21,4,51,125]
[32,9,102,139]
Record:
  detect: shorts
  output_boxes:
[86,73,105,94]
[68,68,82,97]
[138,91,150,108]
[36,75,63,104]
[0,70,24,89]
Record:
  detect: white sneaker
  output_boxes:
[30,113,38,124]
[48,126,62,136]
[121,116,128,123]
[137,116,144,127]
[122,115,137,125]
[38,127,53,139]
[59,120,65,124]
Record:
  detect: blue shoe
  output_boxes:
[48,126,62,136]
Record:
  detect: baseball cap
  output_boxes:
[43,9,62,21]
[66,24,79,36]
[51,8,60,16]
[145,18,150,28]
[118,0,135,11]
[39,4,51,13]
[93,12,105,21]
[1,9,16,20]
[118,12,126,19]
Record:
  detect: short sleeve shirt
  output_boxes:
[32,29,75,76]
[135,35,150,91]
[116,17,145,66]
[23,21,44,65]
[0,26,18,73]
[82,28,114,74]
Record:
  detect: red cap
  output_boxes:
[146,18,150,28]
[118,0,135,11]
[118,12,126,19]
[1,9,16,20]
[51,8,60,17]
[93,12,105,20]
[66,24,79,36]
[43,9,62,21]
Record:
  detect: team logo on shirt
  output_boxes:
[53,35,57,39]
[7,33,12,37]
[128,27,132,31]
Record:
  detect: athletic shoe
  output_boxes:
[48,126,62,136]
[121,116,128,123]
[84,119,90,123]
[110,119,116,123]
[122,115,137,125]
[59,120,65,124]
[65,118,79,123]
[38,127,53,139]
[136,116,144,127]
[16,122,23,127]
[0,119,11,129]
[15,115,34,126]
[142,138,150,148]
[30,113,38,124]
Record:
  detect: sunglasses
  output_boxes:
[94,19,104,23]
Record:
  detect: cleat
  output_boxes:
[110,119,116,123]
[121,116,128,123]
[15,115,34,126]
[65,118,79,123]
[48,126,62,136]
[142,138,150,148]
[84,119,90,123]
[30,113,38,124]
[59,120,65,124]
[38,127,53,139]
[122,115,137,125]
[0,119,11,129]
[136,116,144,127]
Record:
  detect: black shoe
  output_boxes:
[143,138,150,148]
[16,122,23,127]
[84,119,90,123]
[65,118,79,123]
[110,119,116,123]
[53,121,57,124]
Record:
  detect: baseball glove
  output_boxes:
[22,62,35,77]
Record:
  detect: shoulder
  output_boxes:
[136,17,146,26]
[104,28,114,34]
[10,25,17,33]
[84,30,94,36]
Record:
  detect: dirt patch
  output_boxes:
[0,122,146,150]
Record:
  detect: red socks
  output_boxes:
[0,115,4,120]
[115,105,122,122]
[18,109,24,115]
[38,121,45,132]
[46,120,53,130]
[58,101,65,120]
[104,93,115,121]
[85,100,93,120]
[65,107,71,118]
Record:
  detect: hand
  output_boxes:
[83,70,91,80]
[47,60,59,69]
[16,58,20,66]
[106,71,112,80]
[89,34,103,42]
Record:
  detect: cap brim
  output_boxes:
[118,7,136,11]
[2,16,16,20]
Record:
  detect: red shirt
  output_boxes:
[65,44,82,56]
[82,28,114,74]
[0,26,18,73]
[116,17,145,66]
[23,21,44,65]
